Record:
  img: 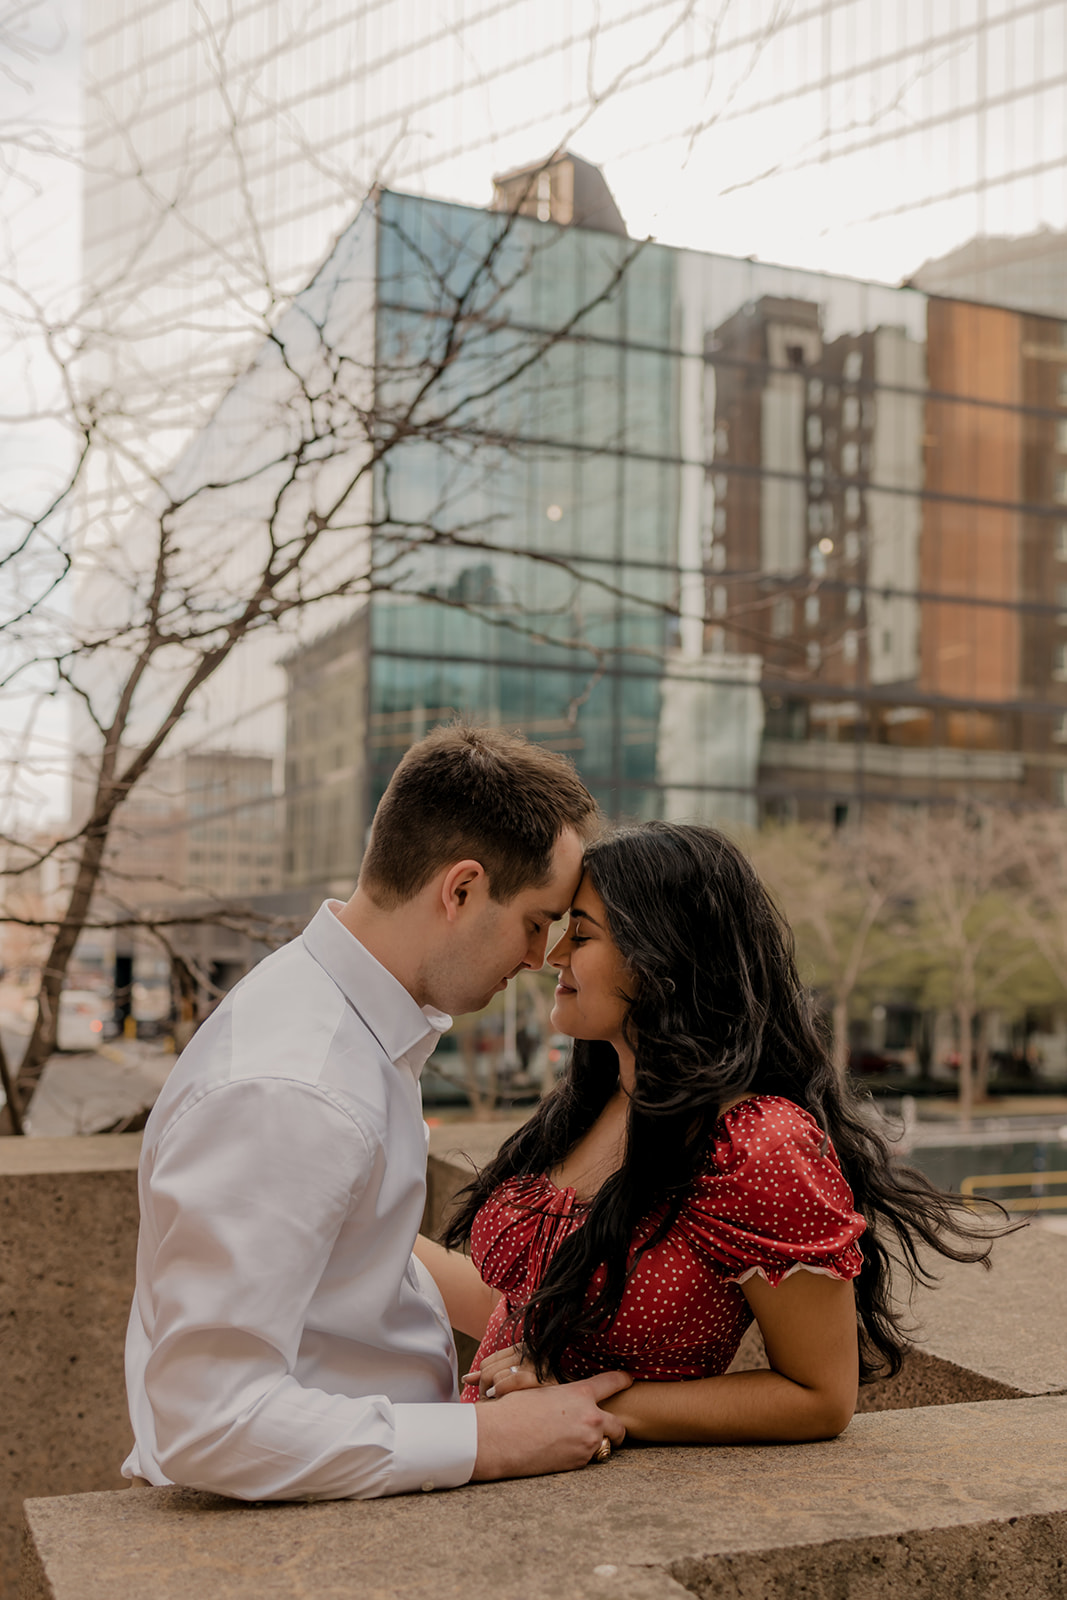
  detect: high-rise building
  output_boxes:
[143,183,1067,845]
[65,749,283,1017]
[491,153,629,238]
[282,614,369,895]
[912,229,1067,322]
[75,2,1067,845]
[83,0,1067,368]
[707,282,1067,817]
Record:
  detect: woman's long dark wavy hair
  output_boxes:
[443,821,1009,1385]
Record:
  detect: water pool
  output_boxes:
[903,1136,1067,1213]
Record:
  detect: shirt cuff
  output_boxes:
[389,1400,479,1496]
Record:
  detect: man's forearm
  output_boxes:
[147,1332,478,1499]
[472,1372,631,1480]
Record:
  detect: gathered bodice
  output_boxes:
[462,1095,866,1397]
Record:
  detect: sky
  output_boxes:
[0,1,83,828]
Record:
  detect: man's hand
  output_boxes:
[470,1370,631,1481]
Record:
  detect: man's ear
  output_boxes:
[439,859,487,923]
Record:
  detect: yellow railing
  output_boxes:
[960,1170,1067,1212]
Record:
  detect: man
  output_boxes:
[123,724,629,1500]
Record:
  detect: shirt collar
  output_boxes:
[302,900,451,1077]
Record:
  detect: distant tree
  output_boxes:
[1008,810,1067,1002]
[750,819,914,1076]
[902,810,1055,1119]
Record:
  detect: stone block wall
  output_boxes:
[0,1125,510,1599]
[0,1137,142,1600]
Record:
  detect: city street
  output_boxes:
[1,1024,26,1073]
[0,1007,173,1136]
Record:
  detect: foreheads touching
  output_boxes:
[358,723,599,910]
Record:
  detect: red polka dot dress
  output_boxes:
[460,1095,865,1399]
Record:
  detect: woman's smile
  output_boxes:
[547,876,633,1048]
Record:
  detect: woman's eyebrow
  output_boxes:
[570,905,602,927]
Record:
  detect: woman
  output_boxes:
[416,822,1004,1446]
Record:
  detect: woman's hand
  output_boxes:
[462,1344,556,1399]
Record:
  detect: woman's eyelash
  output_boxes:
[570,934,589,945]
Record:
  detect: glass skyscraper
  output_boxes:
[72,0,1067,880]
[82,0,1067,366]
[366,186,686,822]
[60,2,1067,1020]
[270,183,1067,885]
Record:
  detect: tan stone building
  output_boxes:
[281,612,369,897]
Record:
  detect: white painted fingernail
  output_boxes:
[486,1385,496,1398]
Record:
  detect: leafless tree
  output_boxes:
[749,810,1067,1110]
[6,2,908,1133]
[1007,810,1067,1000]
[8,1,805,1132]
[1,186,660,1132]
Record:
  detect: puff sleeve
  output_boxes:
[677,1096,866,1287]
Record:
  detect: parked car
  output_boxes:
[847,1049,897,1077]
[544,1033,572,1079]
[56,990,108,1052]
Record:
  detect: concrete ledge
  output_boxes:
[0,1137,142,1600]
[850,1224,1067,1411]
[7,1123,1066,1599]
[425,1116,525,1236]
[0,1136,144,1175]
[21,1397,1067,1600]
[890,1226,1067,1397]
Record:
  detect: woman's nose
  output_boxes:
[546,934,566,969]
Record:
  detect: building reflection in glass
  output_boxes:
[275,184,1067,885]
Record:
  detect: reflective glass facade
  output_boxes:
[368,192,684,818]
[358,190,1067,824]
[85,0,1067,299]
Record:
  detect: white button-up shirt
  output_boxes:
[123,901,479,1500]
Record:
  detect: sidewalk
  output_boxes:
[24,1037,175,1137]
[876,1094,1067,1148]
[916,1094,1067,1120]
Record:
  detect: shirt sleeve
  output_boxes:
[676,1097,866,1287]
[138,1078,478,1500]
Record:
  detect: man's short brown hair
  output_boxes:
[359,724,598,906]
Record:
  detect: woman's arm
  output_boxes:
[600,1270,858,1442]
[413,1235,500,1341]
[478,1269,858,1442]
